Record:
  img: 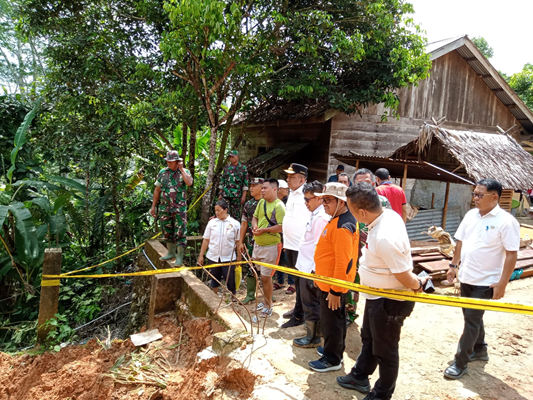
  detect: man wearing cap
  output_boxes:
[308,182,359,372]
[281,163,312,328]
[328,165,345,183]
[219,150,249,220]
[277,180,289,204]
[238,177,264,304]
[150,150,193,266]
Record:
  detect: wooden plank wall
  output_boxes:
[328,48,522,178]
[236,120,331,183]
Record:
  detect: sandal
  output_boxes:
[273,283,285,290]
[285,286,296,295]
[260,307,273,318]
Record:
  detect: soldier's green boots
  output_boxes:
[174,245,185,266]
[242,276,256,304]
[160,242,176,261]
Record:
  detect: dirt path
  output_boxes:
[234,278,533,400]
[1,278,532,400]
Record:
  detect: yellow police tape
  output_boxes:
[62,181,214,277]
[43,261,533,316]
[40,279,60,287]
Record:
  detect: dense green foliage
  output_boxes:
[1,0,430,350]
[508,64,533,111]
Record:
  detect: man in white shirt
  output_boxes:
[337,182,429,400]
[281,163,312,328]
[293,180,330,348]
[444,179,519,380]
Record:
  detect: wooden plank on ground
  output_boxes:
[413,254,450,263]
[521,267,533,279]
[517,249,533,260]
[420,257,533,273]
[418,260,449,273]
[411,246,441,255]
[514,259,533,269]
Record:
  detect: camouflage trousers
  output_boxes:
[159,210,187,247]
[222,197,243,221]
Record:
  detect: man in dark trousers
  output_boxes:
[308,182,358,372]
[444,178,519,380]
[281,163,311,328]
[337,182,429,400]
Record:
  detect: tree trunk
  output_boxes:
[111,177,122,268]
[181,121,187,161]
[200,124,219,231]
[210,114,235,204]
[187,118,197,201]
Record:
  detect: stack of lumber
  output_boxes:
[415,248,533,278]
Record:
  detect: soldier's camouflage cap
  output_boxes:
[250,177,264,185]
[229,150,239,156]
[164,150,183,161]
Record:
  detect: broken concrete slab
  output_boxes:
[212,329,252,356]
[130,329,163,346]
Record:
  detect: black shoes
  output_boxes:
[469,349,489,362]
[444,362,468,380]
[362,391,384,400]
[281,316,304,328]
[336,374,371,394]
[282,309,294,319]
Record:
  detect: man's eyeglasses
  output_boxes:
[304,196,317,203]
[322,197,336,205]
[472,192,494,199]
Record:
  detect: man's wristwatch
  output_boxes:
[416,279,423,291]
[449,263,458,269]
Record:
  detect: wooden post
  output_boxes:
[37,248,62,343]
[431,193,435,209]
[355,160,359,170]
[401,165,408,190]
[442,182,451,230]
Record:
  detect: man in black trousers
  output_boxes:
[338,183,429,400]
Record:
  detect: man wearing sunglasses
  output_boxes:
[308,182,359,372]
[292,180,330,348]
[444,178,519,380]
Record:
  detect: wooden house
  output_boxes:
[235,35,533,237]
[236,35,533,181]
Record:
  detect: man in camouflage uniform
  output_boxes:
[219,150,249,220]
[150,150,193,266]
[238,177,264,304]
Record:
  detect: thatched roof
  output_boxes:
[392,123,533,189]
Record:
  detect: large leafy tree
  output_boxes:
[160,0,430,224]
[0,0,45,97]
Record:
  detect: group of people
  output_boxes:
[151,150,520,400]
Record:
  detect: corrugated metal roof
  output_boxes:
[406,208,461,241]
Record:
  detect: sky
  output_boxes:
[408,0,532,75]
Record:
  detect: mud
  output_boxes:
[0,314,256,400]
